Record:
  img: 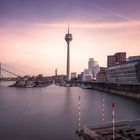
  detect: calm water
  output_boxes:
[0,81,140,140]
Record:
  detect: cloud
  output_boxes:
[37,20,140,30]
[0,19,140,75]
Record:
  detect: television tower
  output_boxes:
[0,63,1,83]
[65,24,73,80]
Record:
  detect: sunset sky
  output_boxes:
[0,0,140,76]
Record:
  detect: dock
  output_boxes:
[76,120,140,140]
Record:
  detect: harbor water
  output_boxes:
[0,81,140,140]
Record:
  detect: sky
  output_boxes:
[0,0,140,76]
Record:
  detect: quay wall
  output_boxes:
[83,82,140,100]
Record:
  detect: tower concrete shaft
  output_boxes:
[65,25,72,80]
[67,42,70,80]
[0,63,1,83]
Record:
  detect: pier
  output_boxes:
[76,120,140,140]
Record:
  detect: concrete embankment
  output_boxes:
[84,82,140,100]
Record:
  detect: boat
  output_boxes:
[9,79,52,88]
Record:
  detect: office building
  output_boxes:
[114,52,126,64]
[77,72,84,81]
[82,74,92,81]
[82,69,92,81]
[96,67,107,82]
[107,52,126,67]
[106,60,140,83]
[128,55,140,62]
[107,55,117,67]
[71,72,76,80]
[88,58,99,78]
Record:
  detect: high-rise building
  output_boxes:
[107,52,126,67]
[65,25,72,81]
[114,52,126,64]
[107,55,116,67]
[88,58,94,70]
[88,58,99,78]
[96,67,107,82]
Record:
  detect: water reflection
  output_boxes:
[0,83,140,140]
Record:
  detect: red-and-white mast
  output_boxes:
[112,102,115,140]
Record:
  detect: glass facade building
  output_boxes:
[106,60,140,83]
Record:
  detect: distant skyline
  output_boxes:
[0,0,140,76]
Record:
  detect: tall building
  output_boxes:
[88,58,99,79]
[88,58,94,70]
[65,25,72,80]
[96,67,107,82]
[107,52,126,67]
[114,52,126,64]
[107,55,116,67]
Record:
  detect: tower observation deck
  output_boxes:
[65,25,73,80]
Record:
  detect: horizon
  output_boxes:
[0,0,140,76]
